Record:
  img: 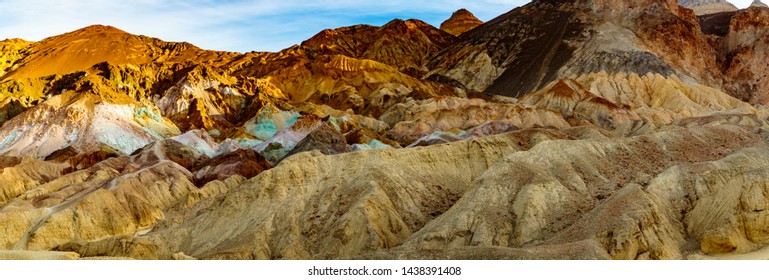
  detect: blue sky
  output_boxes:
[0,0,758,53]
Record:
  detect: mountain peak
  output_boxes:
[752,0,769,8]
[383,18,432,30]
[71,24,129,35]
[452,8,475,17]
[3,24,204,80]
[440,8,483,36]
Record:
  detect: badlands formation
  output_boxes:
[1,0,769,260]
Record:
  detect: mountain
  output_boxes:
[0,25,238,158]
[679,0,738,15]
[440,9,484,36]
[1,2,769,260]
[300,19,456,77]
[426,0,769,105]
[1,25,228,81]
[427,0,722,98]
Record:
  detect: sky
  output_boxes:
[0,0,759,53]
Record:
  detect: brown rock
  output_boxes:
[282,123,350,161]
[427,0,723,98]
[46,145,122,174]
[267,54,458,116]
[192,149,271,186]
[722,7,769,104]
[440,9,484,36]
[130,139,208,170]
[381,96,569,145]
[301,19,456,75]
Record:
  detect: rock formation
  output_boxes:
[1,2,769,260]
[695,5,769,103]
[440,9,484,36]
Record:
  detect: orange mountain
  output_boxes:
[2,25,224,80]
